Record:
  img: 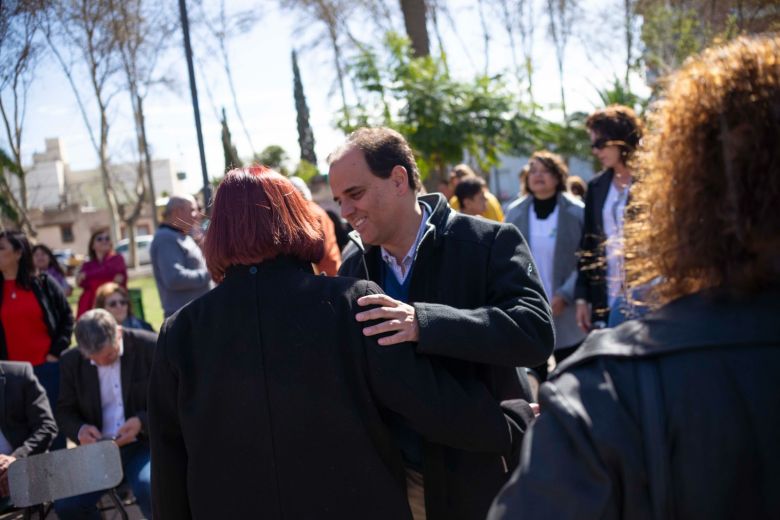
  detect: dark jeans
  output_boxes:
[32,362,65,450]
[53,441,151,519]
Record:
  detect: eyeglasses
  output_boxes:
[94,235,111,242]
[591,138,628,150]
[106,299,128,308]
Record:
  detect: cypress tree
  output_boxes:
[221,107,243,171]
[292,50,318,166]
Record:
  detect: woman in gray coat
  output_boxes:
[504,151,585,376]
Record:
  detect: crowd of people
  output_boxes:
[0,34,776,520]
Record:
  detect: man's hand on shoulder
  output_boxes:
[356,294,419,345]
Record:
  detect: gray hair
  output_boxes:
[288,176,313,201]
[75,309,118,356]
[163,195,196,218]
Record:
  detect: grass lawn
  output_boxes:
[67,274,164,332]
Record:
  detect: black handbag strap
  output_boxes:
[637,359,674,520]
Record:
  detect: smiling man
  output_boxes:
[328,127,554,520]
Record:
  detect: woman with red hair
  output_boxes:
[148,167,512,519]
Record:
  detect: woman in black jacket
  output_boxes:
[148,167,512,520]
[574,104,643,330]
[489,35,780,520]
[0,231,74,449]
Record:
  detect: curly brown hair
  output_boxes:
[624,35,780,306]
[524,150,569,195]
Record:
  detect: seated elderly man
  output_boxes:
[55,309,156,520]
[0,361,58,510]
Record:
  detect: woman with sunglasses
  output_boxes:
[0,231,74,448]
[574,104,643,332]
[76,228,127,318]
[94,282,154,332]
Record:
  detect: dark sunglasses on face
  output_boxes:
[106,299,128,308]
[95,235,111,242]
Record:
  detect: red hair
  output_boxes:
[204,166,324,282]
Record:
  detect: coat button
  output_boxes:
[249,266,257,274]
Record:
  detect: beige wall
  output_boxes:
[29,205,154,255]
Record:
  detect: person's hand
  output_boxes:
[551,295,567,317]
[576,300,591,332]
[77,424,102,445]
[529,403,540,417]
[0,454,16,497]
[115,417,142,447]
[355,294,419,346]
[113,273,125,284]
[45,354,58,363]
[76,271,85,285]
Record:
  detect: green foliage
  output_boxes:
[293,159,319,183]
[0,148,20,223]
[339,33,529,181]
[596,77,649,116]
[641,5,704,76]
[254,145,290,175]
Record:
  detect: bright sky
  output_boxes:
[17,0,646,195]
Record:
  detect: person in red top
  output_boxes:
[0,231,74,450]
[76,228,127,318]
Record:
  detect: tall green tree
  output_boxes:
[292,50,318,166]
[221,107,242,172]
[255,145,290,175]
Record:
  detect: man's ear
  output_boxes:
[390,165,410,194]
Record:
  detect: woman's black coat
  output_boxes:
[149,258,511,520]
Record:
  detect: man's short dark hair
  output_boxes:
[454,177,486,207]
[329,127,422,191]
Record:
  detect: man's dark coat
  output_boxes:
[56,328,157,442]
[148,258,512,520]
[339,193,555,520]
[0,361,57,457]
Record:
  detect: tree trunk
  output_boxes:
[400,0,430,57]
[136,95,158,230]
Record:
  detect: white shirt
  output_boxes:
[602,180,631,306]
[528,204,559,300]
[91,339,125,439]
[380,206,430,285]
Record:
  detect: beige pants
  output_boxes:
[406,468,426,520]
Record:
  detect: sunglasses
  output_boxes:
[94,235,111,242]
[591,138,628,150]
[106,299,128,308]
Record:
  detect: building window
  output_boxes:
[137,224,151,236]
[60,224,74,243]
